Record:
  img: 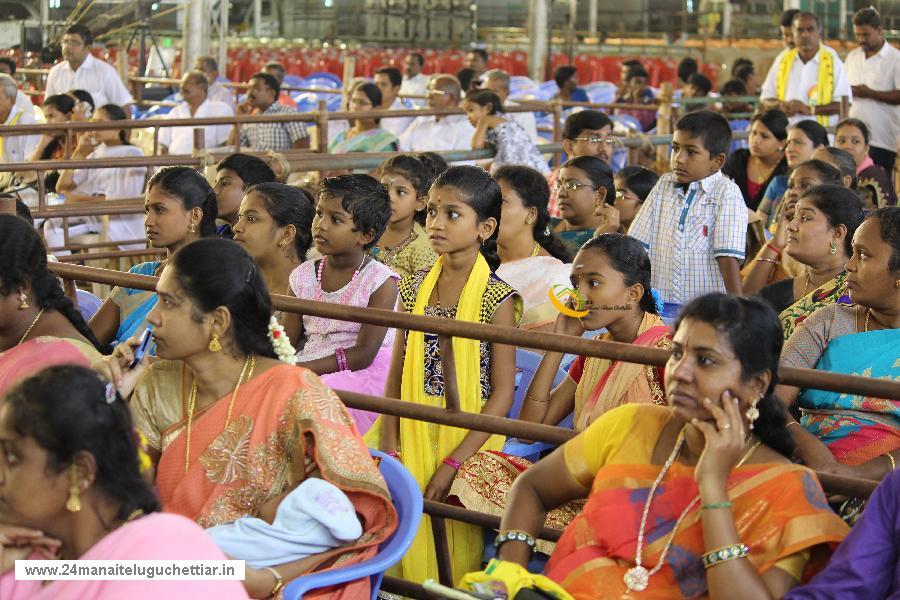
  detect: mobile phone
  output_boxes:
[129,327,154,369]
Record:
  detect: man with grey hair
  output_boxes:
[159,70,233,155]
[0,73,39,165]
[481,69,539,141]
[194,55,235,108]
[399,74,475,156]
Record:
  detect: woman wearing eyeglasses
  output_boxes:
[551,156,615,256]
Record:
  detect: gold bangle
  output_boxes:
[524,395,549,404]
[702,543,749,569]
[884,453,896,472]
[263,566,284,598]
[756,257,780,265]
[786,421,802,429]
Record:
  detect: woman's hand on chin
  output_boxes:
[691,390,750,490]
[0,523,61,574]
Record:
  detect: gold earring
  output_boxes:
[895,279,900,289]
[526,217,534,225]
[208,333,221,353]
[17,292,28,310]
[830,240,837,255]
[189,222,197,233]
[746,395,762,431]
[65,466,82,513]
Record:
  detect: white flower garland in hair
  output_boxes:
[268,316,297,364]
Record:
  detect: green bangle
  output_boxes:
[701,501,733,510]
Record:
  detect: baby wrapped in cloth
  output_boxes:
[207,478,362,568]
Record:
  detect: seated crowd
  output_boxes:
[0,7,899,599]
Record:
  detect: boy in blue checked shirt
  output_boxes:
[629,110,747,305]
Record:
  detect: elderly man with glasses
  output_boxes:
[398,74,475,160]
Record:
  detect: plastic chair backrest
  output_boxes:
[76,289,103,321]
[282,450,422,600]
[509,348,568,420]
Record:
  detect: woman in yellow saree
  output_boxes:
[494,295,847,599]
[97,239,396,599]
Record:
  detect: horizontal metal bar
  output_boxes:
[46,262,900,401]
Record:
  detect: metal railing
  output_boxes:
[45,260,887,587]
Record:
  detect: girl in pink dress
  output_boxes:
[290,175,398,434]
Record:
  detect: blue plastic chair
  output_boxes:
[509,348,568,421]
[305,72,343,89]
[76,289,103,321]
[283,450,422,599]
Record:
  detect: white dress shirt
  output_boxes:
[208,81,236,109]
[846,42,900,154]
[760,45,852,126]
[158,98,234,154]
[1,105,40,163]
[45,54,134,108]
[398,114,475,154]
[400,73,429,97]
[380,97,415,138]
[14,90,34,117]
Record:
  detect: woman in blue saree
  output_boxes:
[776,207,900,481]
[89,167,218,348]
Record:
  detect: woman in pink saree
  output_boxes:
[0,365,249,600]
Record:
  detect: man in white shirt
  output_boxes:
[760,12,851,126]
[45,25,133,109]
[465,49,489,80]
[845,7,900,173]
[194,55,236,109]
[374,66,414,137]
[481,69,540,141]
[0,57,34,118]
[400,53,429,99]
[0,74,39,164]
[399,75,475,155]
[158,71,234,155]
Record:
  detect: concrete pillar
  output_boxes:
[839,0,847,40]
[183,0,209,75]
[253,0,262,36]
[588,0,597,37]
[528,0,548,82]
[566,0,577,62]
[218,0,229,79]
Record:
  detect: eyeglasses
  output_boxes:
[554,180,597,192]
[572,136,617,145]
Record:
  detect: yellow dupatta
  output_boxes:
[399,253,505,583]
[776,45,834,126]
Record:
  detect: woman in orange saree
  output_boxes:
[492,295,847,599]
[98,239,396,599]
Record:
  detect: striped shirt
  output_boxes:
[629,170,747,304]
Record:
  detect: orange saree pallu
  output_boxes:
[545,462,848,599]
[154,365,397,599]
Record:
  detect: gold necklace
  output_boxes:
[800,273,811,298]
[530,242,541,257]
[184,355,255,473]
[18,309,45,344]
[624,432,762,592]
